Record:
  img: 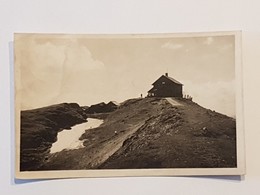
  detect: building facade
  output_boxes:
[147,73,183,98]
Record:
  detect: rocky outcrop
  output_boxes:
[85,101,119,114]
[20,103,87,171]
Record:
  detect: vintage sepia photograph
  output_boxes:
[15,32,245,179]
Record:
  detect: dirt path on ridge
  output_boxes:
[88,122,144,168]
[165,97,182,106]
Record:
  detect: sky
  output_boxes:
[15,33,236,117]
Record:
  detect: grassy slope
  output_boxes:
[41,98,236,170]
[100,98,236,169]
[41,98,163,170]
[20,103,87,171]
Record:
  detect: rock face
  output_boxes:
[20,103,87,171]
[85,101,119,114]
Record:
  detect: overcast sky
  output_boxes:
[15,33,236,117]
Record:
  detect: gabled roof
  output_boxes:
[152,75,183,85]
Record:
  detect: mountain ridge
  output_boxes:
[19,97,236,171]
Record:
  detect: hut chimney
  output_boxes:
[165,73,168,77]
